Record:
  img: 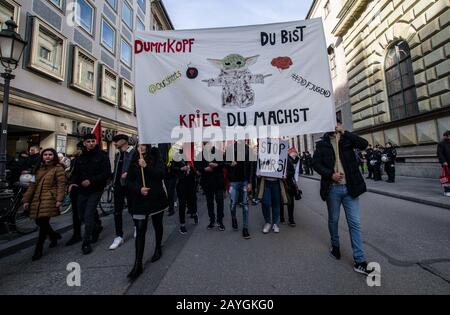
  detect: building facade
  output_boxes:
[309,0,449,178]
[0,0,173,161]
[290,0,352,155]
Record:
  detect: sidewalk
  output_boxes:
[302,173,450,210]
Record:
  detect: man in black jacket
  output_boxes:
[225,140,255,239]
[437,130,450,196]
[198,144,225,231]
[70,134,111,255]
[109,134,135,250]
[383,142,397,183]
[365,145,374,179]
[313,121,371,275]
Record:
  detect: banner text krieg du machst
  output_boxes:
[134,18,336,144]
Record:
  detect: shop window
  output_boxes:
[71,46,97,95]
[385,40,419,121]
[120,79,134,113]
[29,17,67,81]
[0,0,20,30]
[99,64,118,105]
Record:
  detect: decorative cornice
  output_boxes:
[332,0,372,37]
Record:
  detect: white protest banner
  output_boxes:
[135,18,336,144]
[257,139,288,179]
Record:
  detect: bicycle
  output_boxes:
[0,184,38,235]
[97,183,114,216]
[59,192,72,215]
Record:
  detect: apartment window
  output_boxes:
[136,18,145,31]
[122,1,133,29]
[48,0,63,10]
[328,45,336,79]
[28,17,67,81]
[137,0,146,13]
[385,40,419,121]
[101,18,116,53]
[121,38,132,67]
[99,65,118,105]
[105,0,117,10]
[71,46,96,95]
[76,0,94,35]
[324,0,330,18]
[120,79,134,112]
[152,14,163,30]
[0,0,20,30]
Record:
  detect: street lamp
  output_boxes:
[0,19,27,187]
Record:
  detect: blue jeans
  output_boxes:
[326,185,366,263]
[261,180,280,225]
[230,181,249,228]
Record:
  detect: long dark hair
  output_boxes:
[132,145,161,167]
[33,148,59,173]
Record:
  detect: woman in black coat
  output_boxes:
[126,144,168,280]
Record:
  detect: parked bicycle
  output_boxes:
[0,174,37,235]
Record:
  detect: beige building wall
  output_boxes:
[332,0,450,177]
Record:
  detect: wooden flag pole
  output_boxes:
[139,149,147,188]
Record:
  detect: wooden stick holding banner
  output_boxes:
[139,149,147,188]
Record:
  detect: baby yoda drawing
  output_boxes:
[202,54,271,108]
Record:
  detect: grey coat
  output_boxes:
[113,146,135,186]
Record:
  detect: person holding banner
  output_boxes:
[126,144,168,280]
[437,130,450,197]
[313,121,372,275]
[198,144,226,231]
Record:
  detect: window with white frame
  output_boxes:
[137,0,145,13]
[99,65,118,105]
[122,1,133,29]
[120,79,134,112]
[136,18,145,31]
[0,0,20,30]
[48,0,63,10]
[71,46,96,95]
[101,18,116,53]
[324,0,330,18]
[76,0,94,35]
[328,45,336,79]
[29,17,67,81]
[121,38,132,67]
[105,0,117,11]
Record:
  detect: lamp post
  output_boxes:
[0,19,27,188]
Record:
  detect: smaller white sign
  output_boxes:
[257,139,288,179]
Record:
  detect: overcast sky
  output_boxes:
[163,0,314,30]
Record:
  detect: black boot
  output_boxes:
[33,218,49,261]
[32,245,43,261]
[49,231,62,248]
[128,218,147,281]
[66,234,82,246]
[151,246,162,263]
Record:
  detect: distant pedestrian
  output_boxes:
[382,142,397,183]
[371,145,382,181]
[365,145,374,179]
[313,121,372,275]
[126,145,168,280]
[22,148,65,261]
[437,130,450,197]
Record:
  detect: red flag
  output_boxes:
[92,119,102,145]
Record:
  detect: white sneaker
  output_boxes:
[134,227,137,239]
[262,223,272,234]
[445,192,450,197]
[272,224,280,233]
[109,236,124,250]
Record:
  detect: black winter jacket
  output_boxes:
[126,148,168,215]
[313,131,368,201]
[437,140,450,165]
[197,147,224,192]
[224,143,255,183]
[71,146,111,193]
